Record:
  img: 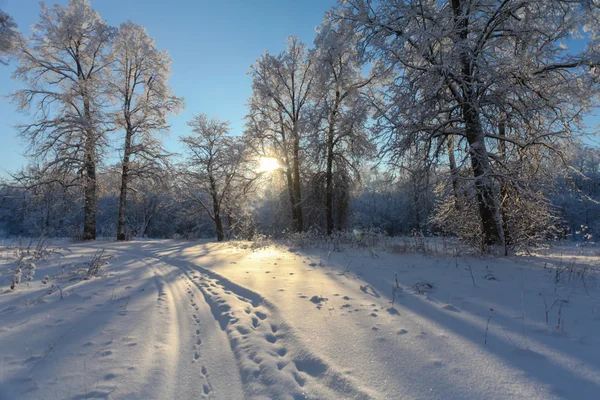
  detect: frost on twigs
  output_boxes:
[14,237,68,263]
[85,249,113,277]
[285,227,389,251]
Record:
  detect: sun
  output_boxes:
[258,157,280,173]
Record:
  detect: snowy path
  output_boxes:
[0,246,244,400]
[2,240,600,399]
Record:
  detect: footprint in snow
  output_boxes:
[265,333,278,343]
[309,295,327,304]
[386,307,400,315]
[255,311,267,320]
[237,326,250,335]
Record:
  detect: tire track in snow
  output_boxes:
[146,259,243,399]
[91,249,244,400]
[150,254,376,400]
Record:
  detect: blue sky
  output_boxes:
[0,0,337,175]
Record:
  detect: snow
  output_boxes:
[1,239,599,399]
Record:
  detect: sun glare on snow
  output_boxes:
[258,157,280,173]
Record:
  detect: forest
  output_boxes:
[0,0,600,253]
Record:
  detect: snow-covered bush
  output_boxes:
[10,267,22,290]
[284,227,388,251]
[86,249,112,277]
[249,233,272,250]
[8,262,37,290]
[430,181,561,253]
[22,262,36,281]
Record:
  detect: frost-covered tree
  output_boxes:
[12,0,116,240]
[311,17,375,234]
[180,114,247,241]
[246,37,316,232]
[0,9,19,65]
[338,0,600,248]
[111,21,183,241]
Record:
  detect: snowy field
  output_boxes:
[1,239,599,400]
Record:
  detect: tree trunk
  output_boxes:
[292,135,303,232]
[447,135,460,208]
[209,175,224,242]
[215,212,224,242]
[498,120,512,247]
[326,91,340,236]
[117,128,133,241]
[452,0,503,247]
[81,89,97,241]
[279,114,298,228]
[412,173,421,230]
[82,139,97,240]
[284,159,297,224]
[463,103,504,246]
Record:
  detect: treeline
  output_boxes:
[1,0,600,252]
[1,145,599,244]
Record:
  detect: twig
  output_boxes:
[465,264,476,286]
[485,308,495,345]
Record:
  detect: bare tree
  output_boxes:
[0,9,19,65]
[339,0,600,248]
[246,37,315,232]
[180,114,246,241]
[111,21,183,241]
[12,0,116,240]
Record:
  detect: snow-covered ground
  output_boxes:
[1,239,599,399]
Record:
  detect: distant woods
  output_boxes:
[1,0,600,252]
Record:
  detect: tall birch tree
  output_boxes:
[12,0,115,240]
[312,17,374,235]
[111,21,183,241]
[246,37,315,232]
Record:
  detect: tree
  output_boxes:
[0,9,19,65]
[180,114,246,241]
[12,0,116,240]
[312,17,374,234]
[246,37,315,232]
[111,21,183,241]
[338,0,600,248]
